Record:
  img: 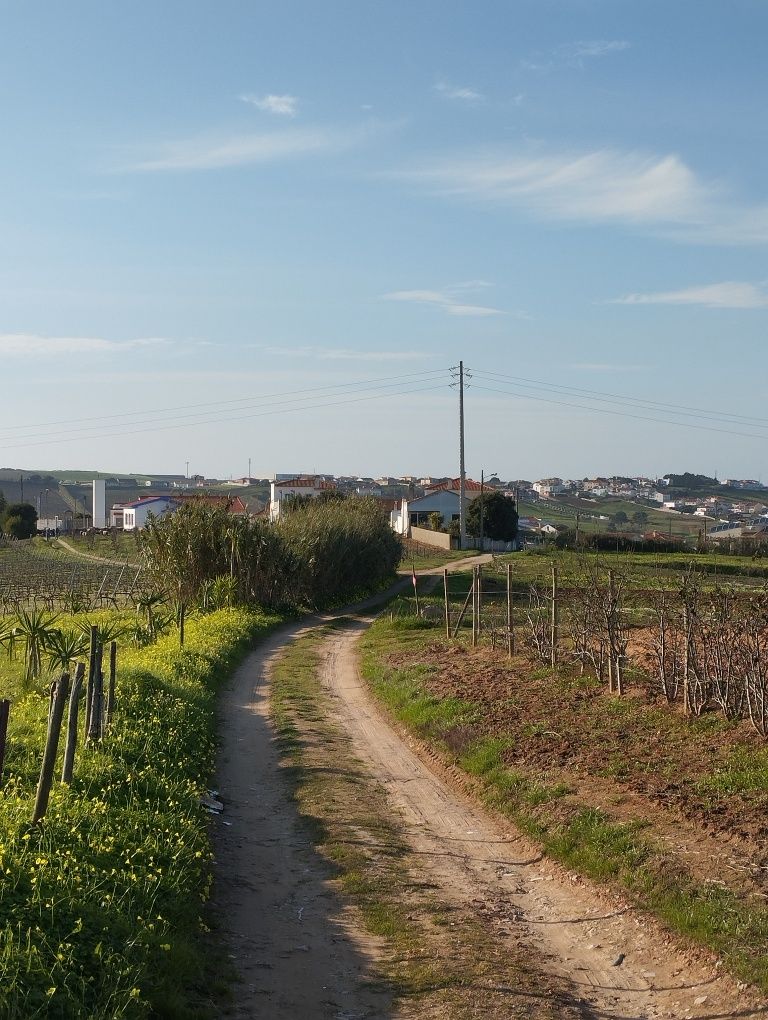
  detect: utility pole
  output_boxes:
[185,461,189,480]
[480,468,484,552]
[248,457,251,481]
[458,361,466,549]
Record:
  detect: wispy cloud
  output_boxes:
[254,345,429,362]
[383,288,503,317]
[522,39,629,72]
[125,127,347,171]
[0,334,170,356]
[563,40,630,62]
[434,79,484,102]
[240,93,298,117]
[393,146,768,244]
[610,281,768,309]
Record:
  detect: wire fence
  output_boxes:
[399,561,768,737]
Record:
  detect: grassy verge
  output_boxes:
[360,615,768,992]
[270,623,567,1019]
[0,607,281,1018]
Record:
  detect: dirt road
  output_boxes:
[211,596,766,1019]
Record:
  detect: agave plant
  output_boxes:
[12,607,60,685]
[44,628,89,675]
[133,591,167,641]
[0,619,18,660]
[76,618,129,649]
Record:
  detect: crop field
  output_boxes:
[518,496,708,539]
[364,554,768,991]
[0,540,142,611]
[496,547,768,590]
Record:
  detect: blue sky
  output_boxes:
[1,1,767,481]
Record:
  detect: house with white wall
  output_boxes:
[269,476,338,521]
[120,496,177,531]
[391,478,483,535]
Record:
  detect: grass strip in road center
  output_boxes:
[270,620,574,1019]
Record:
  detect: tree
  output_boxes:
[427,512,444,532]
[1,502,37,539]
[632,510,649,527]
[466,491,518,541]
[613,510,629,529]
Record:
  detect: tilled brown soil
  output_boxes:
[384,636,768,899]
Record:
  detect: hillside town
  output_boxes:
[2,467,767,548]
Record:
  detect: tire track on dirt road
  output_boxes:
[316,615,766,1020]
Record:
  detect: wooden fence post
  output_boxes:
[32,673,69,824]
[84,626,98,735]
[607,569,616,693]
[0,699,10,787]
[472,567,478,647]
[443,569,450,639]
[506,563,514,657]
[550,565,559,669]
[88,644,104,742]
[683,604,691,715]
[451,580,474,638]
[105,641,117,727]
[62,662,85,784]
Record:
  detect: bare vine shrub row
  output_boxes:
[517,567,768,736]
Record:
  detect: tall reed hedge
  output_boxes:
[140,496,401,611]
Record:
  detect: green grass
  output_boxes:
[400,546,479,571]
[0,606,282,1018]
[494,546,768,591]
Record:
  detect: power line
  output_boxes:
[0,381,451,452]
[471,381,768,442]
[0,367,449,437]
[0,370,450,444]
[472,369,768,429]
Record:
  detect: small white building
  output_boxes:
[121,496,177,531]
[269,476,338,522]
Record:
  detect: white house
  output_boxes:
[533,478,567,498]
[120,496,177,531]
[269,476,338,521]
[391,478,483,536]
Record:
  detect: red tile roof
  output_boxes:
[175,492,249,513]
[425,477,483,493]
[275,477,337,489]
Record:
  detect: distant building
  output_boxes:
[269,476,338,521]
[119,496,177,531]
